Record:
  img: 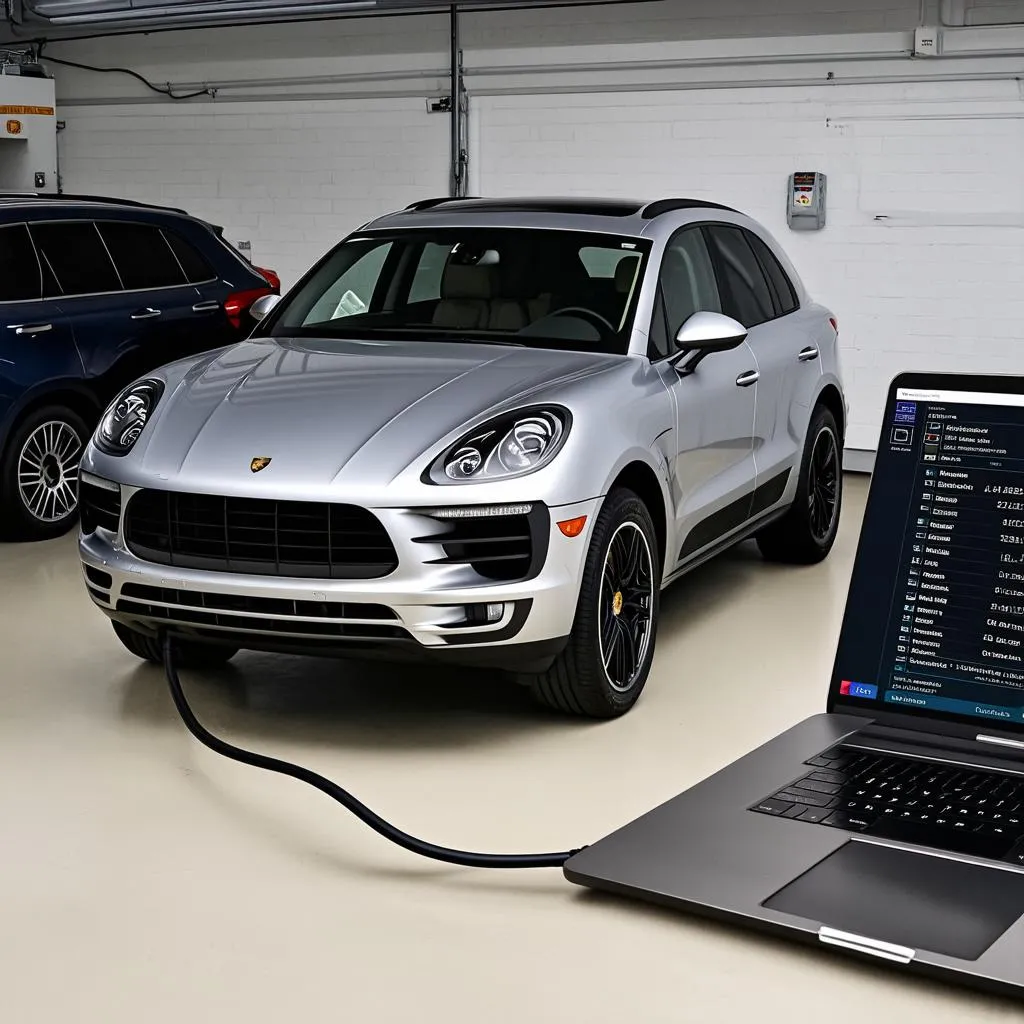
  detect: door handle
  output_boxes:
[798,346,819,362]
[192,301,220,313]
[130,307,162,320]
[735,370,760,387]
[8,323,52,335]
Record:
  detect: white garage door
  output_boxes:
[59,96,450,290]
[474,81,1024,453]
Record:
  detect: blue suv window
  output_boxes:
[30,221,122,297]
[0,224,42,301]
[97,221,186,291]
[164,228,215,284]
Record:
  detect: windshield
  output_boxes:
[263,228,651,354]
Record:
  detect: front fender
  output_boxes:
[0,379,101,454]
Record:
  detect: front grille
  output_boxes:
[84,565,113,590]
[120,583,396,621]
[79,480,121,534]
[124,490,398,579]
[415,506,548,582]
[115,592,408,641]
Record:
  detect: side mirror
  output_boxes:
[250,293,282,322]
[671,311,748,376]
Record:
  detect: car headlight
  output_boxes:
[94,379,164,456]
[427,406,571,484]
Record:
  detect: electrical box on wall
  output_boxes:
[913,25,941,57]
[0,70,57,193]
[787,171,826,231]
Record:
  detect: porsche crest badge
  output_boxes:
[250,457,272,473]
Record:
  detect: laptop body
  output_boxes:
[564,371,1024,998]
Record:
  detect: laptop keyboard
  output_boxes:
[753,747,1024,864]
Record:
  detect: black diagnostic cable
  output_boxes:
[36,41,215,101]
[162,634,585,869]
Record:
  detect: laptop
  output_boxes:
[564,371,1024,997]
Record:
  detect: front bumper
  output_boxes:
[78,478,599,672]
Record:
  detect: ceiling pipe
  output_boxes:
[57,67,1024,108]
[3,0,642,40]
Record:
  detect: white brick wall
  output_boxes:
[476,80,1024,450]
[45,0,1024,451]
[59,98,449,288]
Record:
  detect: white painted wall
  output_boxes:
[45,0,1024,450]
[0,73,57,192]
[59,98,449,288]
[476,81,1024,451]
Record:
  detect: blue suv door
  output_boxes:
[0,222,85,539]
[29,217,205,401]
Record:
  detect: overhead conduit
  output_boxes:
[4,0,635,38]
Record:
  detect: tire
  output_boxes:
[756,405,843,565]
[520,487,661,718]
[112,621,239,669]
[0,405,89,540]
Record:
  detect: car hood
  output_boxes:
[136,336,623,487]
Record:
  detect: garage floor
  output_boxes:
[1,474,1016,1022]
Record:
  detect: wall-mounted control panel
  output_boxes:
[787,171,826,231]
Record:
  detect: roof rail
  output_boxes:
[403,196,486,212]
[0,192,188,215]
[640,198,739,219]
[403,197,455,212]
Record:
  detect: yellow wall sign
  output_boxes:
[0,105,54,116]
[6,119,22,135]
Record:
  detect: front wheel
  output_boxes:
[756,405,843,565]
[520,487,660,718]
[0,405,88,540]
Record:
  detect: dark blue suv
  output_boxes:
[0,194,278,540]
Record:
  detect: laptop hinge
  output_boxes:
[818,927,915,964]
[976,734,1024,752]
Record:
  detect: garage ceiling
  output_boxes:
[6,0,638,40]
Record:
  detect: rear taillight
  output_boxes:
[224,287,272,330]
[829,316,838,333]
[255,265,280,292]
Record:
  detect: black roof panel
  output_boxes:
[640,198,739,218]
[404,196,647,217]
[402,195,739,219]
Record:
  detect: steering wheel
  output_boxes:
[549,306,616,337]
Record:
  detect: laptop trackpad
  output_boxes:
[763,839,1024,961]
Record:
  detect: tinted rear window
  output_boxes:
[0,224,42,301]
[164,228,215,283]
[747,231,799,316]
[704,224,775,328]
[30,222,121,297]
[98,221,187,290]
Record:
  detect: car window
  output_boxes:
[163,228,215,283]
[97,222,187,291]
[651,227,722,359]
[30,221,122,297]
[704,224,774,328]
[579,246,635,279]
[0,224,42,302]
[300,242,393,325]
[745,231,799,316]
[408,242,453,304]
[268,228,651,356]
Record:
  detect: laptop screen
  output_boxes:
[830,373,1024,731]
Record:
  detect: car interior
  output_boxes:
[285,232,647,353]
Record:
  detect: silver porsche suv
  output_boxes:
[78,196,845,718]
